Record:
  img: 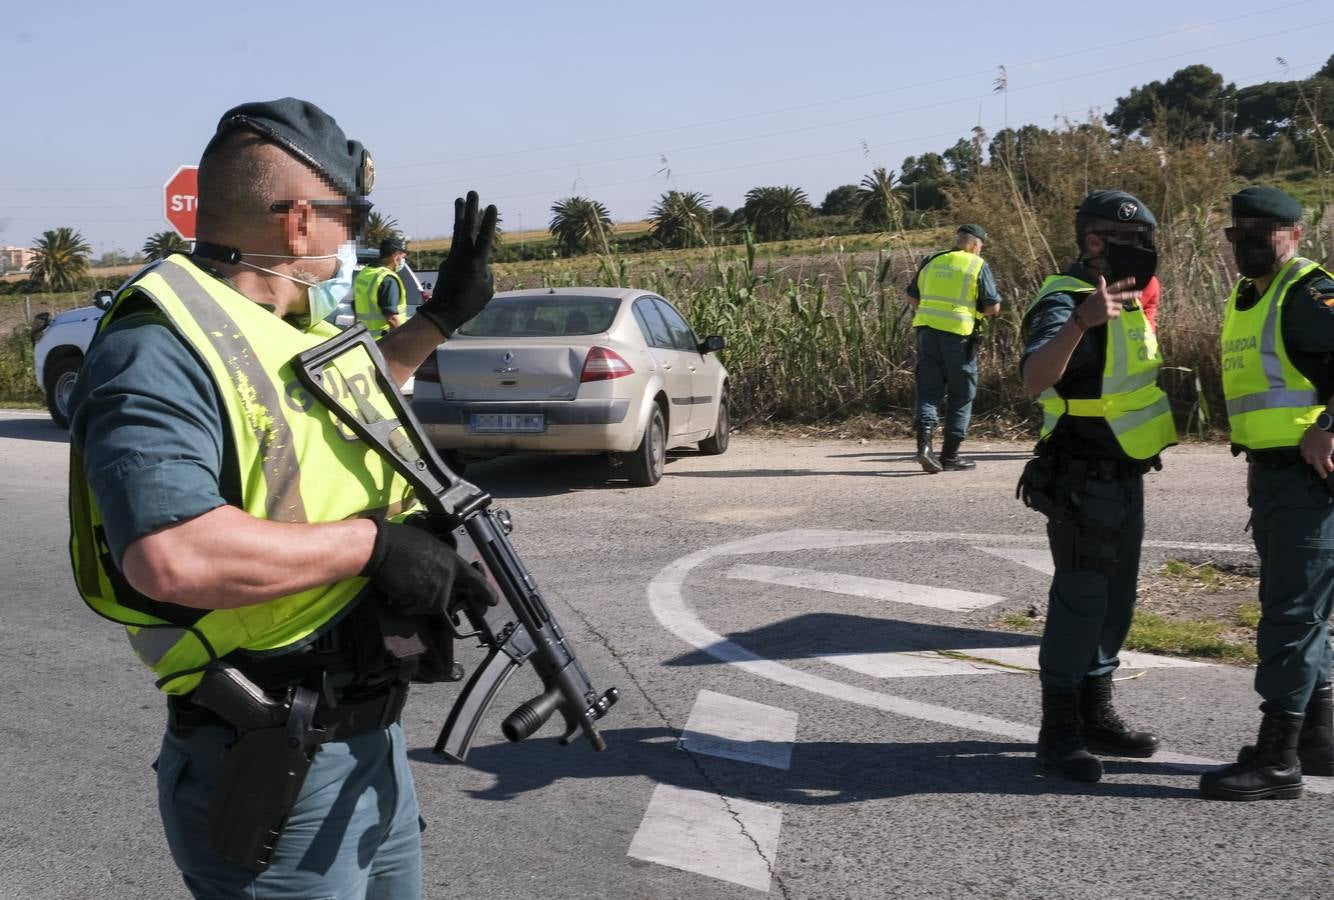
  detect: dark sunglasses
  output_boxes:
[270,198,372,235]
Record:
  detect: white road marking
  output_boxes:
[627,785,782,893]
[678,690,798,770]
[820,646,1207,679]
[725,564,1005,611]
[649,529,1333,795]
[976,546,1055,576]
[825,651,1005,678]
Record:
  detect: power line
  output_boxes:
[378,0,1321,174]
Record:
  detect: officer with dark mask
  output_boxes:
[1017,190,1177,782]
[67,98,498,895]
[1201,185,1334,801]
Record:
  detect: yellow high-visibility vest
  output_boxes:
[69,254,418,694]
[1027,274,1177,460]
[1221,257,1327,451]
[912,250,985,336]
[353,265,407,333]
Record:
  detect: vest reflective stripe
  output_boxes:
[353,266,406,333]
[1028,274,1177,460]
[69,255,418,694]
[1221,257,1325,450]
[911,251,984,336]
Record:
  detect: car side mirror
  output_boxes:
[700,335,726,354]
[92,290,115,311]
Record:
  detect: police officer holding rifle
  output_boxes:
[68,98,506,896]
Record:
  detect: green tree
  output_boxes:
[741,185,811,242]
[549,196,613,256]
[142,231,190,261]
[649,190,712,248]
[898,153,950,210]
[711,205,733,227]
[1105,64,1235,142]
[855,168,906,231]
[29,227,92,292]
[363,211,403,249]
[820,184,861,216]
[942,136,984,182]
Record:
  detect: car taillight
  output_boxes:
[415,353,440,384]
[580,346,634,382]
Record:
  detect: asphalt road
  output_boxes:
[1,409,1330,900]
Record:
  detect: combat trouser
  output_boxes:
[1022,455,1147,688]
[913,326,978,444]
[1248,459,1334,712]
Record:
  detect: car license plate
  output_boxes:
[468,413,545,433]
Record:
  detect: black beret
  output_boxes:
[201,97,375,203]
[957,224,987,242]
[1077,190,1157,228]
[379,237,408,257]
[1231,186,1303,223]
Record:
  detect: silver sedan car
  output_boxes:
[411,287,730,485]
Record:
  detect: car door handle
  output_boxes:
[688,365,697,372]
[661,363,672,371]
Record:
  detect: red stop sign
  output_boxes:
[163,165,199,240]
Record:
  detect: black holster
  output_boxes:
[1016,454,1062,522]
[192,666,322,872]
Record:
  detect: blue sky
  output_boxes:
[2,0,1331,256]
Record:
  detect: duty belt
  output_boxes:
[1041,450,1159,480]
[168,681,408,742]
[1239,446,1303,469]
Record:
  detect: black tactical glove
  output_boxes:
[417,191,498,337]
[361,518,498,616]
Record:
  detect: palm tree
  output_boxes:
[649,190,712,249]
[856,167,907,232]
[141,231,190,261]
[741,186,811,242]
[362,211,403,249]
[29,227,92,291]
[549,197,613,256]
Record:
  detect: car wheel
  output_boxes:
[623,404,666,486]
[44,355,82,429]
[698,392,730,456]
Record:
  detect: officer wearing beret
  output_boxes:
[1200,185,1334,801]
[905,224,1001,472]
[1018,190,1176,782]
[67,98,498,895]
[354,236,410,335]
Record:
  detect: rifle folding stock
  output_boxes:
[294,326,618,764]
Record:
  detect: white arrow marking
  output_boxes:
[679,690,798,770]
[628,785,782,892]
[725,564,1005,611]
[975,545,1056,576]
[649,529,1332,795]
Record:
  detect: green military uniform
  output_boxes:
[907,224,1001,472]
[1018,190,1176,783]
[353,263,406,334]
[1201,186,1334,801]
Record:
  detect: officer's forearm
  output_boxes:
[1022,319,1085,397]
[121,506,377,609]
[376,316,448,387]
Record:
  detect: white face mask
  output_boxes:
[237,242,358,329]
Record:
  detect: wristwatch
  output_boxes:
[1317,410,1334,433]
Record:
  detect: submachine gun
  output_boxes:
[293,325,619,762]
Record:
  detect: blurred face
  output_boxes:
[1225,218,1300,279]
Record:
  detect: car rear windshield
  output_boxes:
[458,296,620,337]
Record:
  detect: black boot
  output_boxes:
[1080,672,1160,758]
[939,437,976,471]
[1200,702,1305,801]
[1244,684,1334,775]
[1299,683,1334,776]
[1037,684,1103,782]
[915,429,942,474]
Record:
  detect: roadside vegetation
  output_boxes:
[2,59,1331,422]
[1001,559,1261,664]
